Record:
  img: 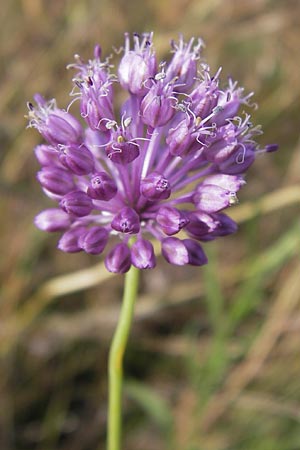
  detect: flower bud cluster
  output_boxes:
[28,33,277,273]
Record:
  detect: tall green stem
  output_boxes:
[107,265,140,450]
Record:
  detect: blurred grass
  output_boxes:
[1,0,300,449]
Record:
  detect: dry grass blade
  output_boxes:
[201,259,300,432]
[229,185,300,223]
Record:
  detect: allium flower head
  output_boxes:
[27,33,277,273]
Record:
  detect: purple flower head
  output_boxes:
[28,33,276,272]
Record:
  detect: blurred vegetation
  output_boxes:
[1,0,300,449]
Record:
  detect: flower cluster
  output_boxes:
[27,33,277,273]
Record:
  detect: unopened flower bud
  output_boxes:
[166,37,203,90]
[58,226,86,252]
[106,137,139,165]
[200,213,237,241]
[162,237,188,265]
[131,239,156,269]
[87,172,118,200]
[37,167,75,197]
[218,144,255,174]
[28,96,83,145]
[58,144,95,175]
[182,239,208,266]
[162,237,207,266]
[80,80,114,132]
[186,211,218,239]
[156,206,189,235]
[60,191,94,217]
[193,174,244,213]
[79,226,109,254]
[118,32,156,95]
[166,119,193,157]
[35,208,71,232]
[204,124,237,163]
[34,145,61,167]
[141,83,176,128]
[140,172,171,200]
[111,207,140,234]
[105,243,131,273]
[45,110,83,145]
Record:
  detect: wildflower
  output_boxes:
[27,33,277,273]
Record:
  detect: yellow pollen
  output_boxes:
[195,116,202,126]
[117,135,124,143]
[229,193,239,206]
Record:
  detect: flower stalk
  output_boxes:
[107,264,140,450]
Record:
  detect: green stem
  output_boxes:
[107,264,140,450]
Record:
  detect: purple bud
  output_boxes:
[79,226,109,255]
[194,174,244,213]
[118,53,154,95]
[204,124,237,163]
[60,191,94,217]
[166,37,202,90]
[58,226,86,253]
[118,32,156,95]
[140,83,176,128]
[201,213,237,240]
[87,171,118,200]
[105,243,131,273]
[80,83,114,132]
[182,239,208,266]
[37,167,75,197]
[34,208,71,232]
[131,239,156,269]
[189,80,219,119]
[58,144,95,175]
[212,101,241,127]
[161,237,188,265]
[186,211,219,239]
[217,145,255,174]
[193,213,237,241]
[156,206,189,236]
[203,174,245,191]
[194,184,236,213]
[44,110,83,145]
[162,237,207,266]
[106,139,140,164]
[118,34,156,95]
[34,145,61,167]
[140,172,171,200]
[166,119,193,157]
[111,207,140,234]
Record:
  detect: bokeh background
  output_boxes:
[1,0,300,449]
